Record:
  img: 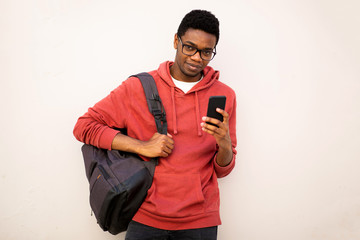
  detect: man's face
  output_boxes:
[173,28,217,81]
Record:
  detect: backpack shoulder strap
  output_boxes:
[131,72,167,135]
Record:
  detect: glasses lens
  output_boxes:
[201,51,215,60]
[182,45,197,55]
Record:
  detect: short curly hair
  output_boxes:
[177,10,220,45]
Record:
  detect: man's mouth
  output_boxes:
[186,62,202,71]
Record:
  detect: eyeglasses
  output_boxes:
[178,37,216,61]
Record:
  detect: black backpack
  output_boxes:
[81,72,167,235]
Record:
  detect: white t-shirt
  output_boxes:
[171,76,203,93]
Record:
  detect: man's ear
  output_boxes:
[173,33,179,49]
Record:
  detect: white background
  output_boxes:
[1,0,360,239]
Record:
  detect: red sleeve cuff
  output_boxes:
[98,127,120,150]
[214,153,236,178]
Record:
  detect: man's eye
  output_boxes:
[184,45,195,51]
[203,50,212,56]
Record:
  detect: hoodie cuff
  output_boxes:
[214,153,236,178]
[98,127,120,150]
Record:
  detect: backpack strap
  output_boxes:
[130,72,167,167]
[131,72,167,135]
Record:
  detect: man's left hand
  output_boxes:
[201,108,233,166]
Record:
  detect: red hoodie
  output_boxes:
[74,61,237,230]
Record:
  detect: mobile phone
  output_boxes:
[206,96,226,127]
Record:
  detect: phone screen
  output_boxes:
[206,96,226,127]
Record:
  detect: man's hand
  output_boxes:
[139,132,174,158]
[201,108,233,166]
[111,132,174,158]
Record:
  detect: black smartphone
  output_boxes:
[206,96,226,127]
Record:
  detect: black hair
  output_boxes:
[177,9,220,45]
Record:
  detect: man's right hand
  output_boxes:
[139,132,174,158]
[111,132,174,158]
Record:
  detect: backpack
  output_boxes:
[81,72,167,235]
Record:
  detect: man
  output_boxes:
[74,9,237,240]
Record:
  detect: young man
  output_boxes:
[74,9,237,240]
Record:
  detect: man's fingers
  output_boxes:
[216,108,229,124]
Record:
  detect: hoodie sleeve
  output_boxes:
[73,79,133,150]
[214,152,236,178]
[213,92,237,178]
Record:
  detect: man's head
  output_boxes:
[177,10,220,45]
[171,10,220,82]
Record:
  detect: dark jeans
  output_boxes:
[125,221,218,240]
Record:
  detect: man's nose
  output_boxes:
[190,50,202,61]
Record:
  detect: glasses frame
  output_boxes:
[178,37,217,61]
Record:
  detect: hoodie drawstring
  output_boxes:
[171,87,178,135]
[195,91,202,137]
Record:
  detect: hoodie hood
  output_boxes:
[157,61,220,136]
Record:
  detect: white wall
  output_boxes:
[1,0,359,239]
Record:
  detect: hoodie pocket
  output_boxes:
[147,173,205,218]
